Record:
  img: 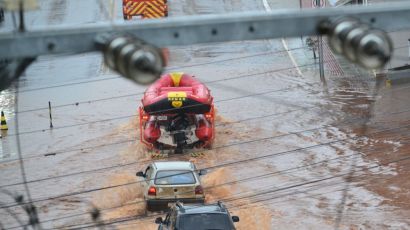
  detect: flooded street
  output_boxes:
[1,0,409,229]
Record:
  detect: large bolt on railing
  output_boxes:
[322,18,393,69]
[96,35,166,85]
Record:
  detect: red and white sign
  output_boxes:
[312,0,326,8]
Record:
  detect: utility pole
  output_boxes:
[316,0,325,83]
[408,39,410,59]
[318,35,325,83]
[18,0,25,32]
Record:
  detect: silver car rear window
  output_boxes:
[155,170,196,185]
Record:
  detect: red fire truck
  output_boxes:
[123,0,168,20]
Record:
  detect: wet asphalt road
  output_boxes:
[1,0,410,229]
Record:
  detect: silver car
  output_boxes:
[136,161,206,211]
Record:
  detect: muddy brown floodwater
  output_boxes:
[91,115,274,229]
[1,0,410,229]
[358,85,410,216]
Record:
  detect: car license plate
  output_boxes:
[157,116,167,121]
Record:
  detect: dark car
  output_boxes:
[155,201,240,230]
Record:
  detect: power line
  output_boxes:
[118,162,410,230]
[123,165,410,229]
[2,119,408,211]
[10,81,42,230]
[122,172,410,230]
[2,105,409,190]
[3,80,410,164]
[15,76,119,94]
[13,43,410,97]
[1,101,405,188]
[7,82,312,137]
[219,161,410,222]
[229,157,410,210]
[12,129,408,229]
[14,83,33,202]
[0,201,25,229]
[135,155,410,227]
[2,104,330,169]
[204,143,410,205]
[4,121,410,226]
[9,75,410,138]
[3,10,408,230]
[46,158,398,228]
[0,105,316,171]
[59,152,410,229]
[6,114,135,137]
[15,60,320,115]
[0,138,135,164]
[14,46,308,95]
[7,20,410,230]
[14,68,410,120]
[335,143,359,230]
[3,56,407,227]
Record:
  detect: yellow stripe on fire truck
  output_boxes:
[124,0,166,19]
[125,1,137,14]
[146,1,164,13]
[130,2,146,15]
[145,2,165,17]
[145,7,162,18]
[150,0,165,11]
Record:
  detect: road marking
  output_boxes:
[114,0,117,19]
[281,39,303,77]
[262,0,303,77]
[109,0,116,20]
[262,0,271,11]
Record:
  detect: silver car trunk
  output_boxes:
[154,170,198,199]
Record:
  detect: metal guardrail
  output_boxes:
[0,2,409,90]
[0,2,410,59]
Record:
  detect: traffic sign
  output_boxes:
[312,0,326,8]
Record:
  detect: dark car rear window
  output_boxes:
[178,213,232,230]
[155,170,196,185]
